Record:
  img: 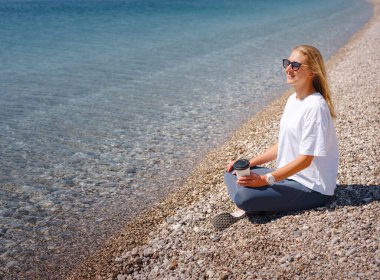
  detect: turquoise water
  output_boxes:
[0,0,372,277]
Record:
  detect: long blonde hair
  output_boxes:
[293,45,336,118]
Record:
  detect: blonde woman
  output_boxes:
[213,45,338,230]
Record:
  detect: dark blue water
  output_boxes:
[0,0,372,278]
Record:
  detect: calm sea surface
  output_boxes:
[0,0,372,277]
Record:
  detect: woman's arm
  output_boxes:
[271,154,313,182]
[249,143,278,167]
[236,154,314,187]
[226,143,278,172]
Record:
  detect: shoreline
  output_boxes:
[68,0,380,279]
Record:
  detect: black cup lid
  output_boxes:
[233,159,250,170]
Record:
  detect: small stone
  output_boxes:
[172,223,182,231]
[149,266,159,278]
[345,248,356,257]
[331,237,340,245]
[166,217,176,224]
[126,168,137,174]
[27,217,38,224]
[134,257,143,265]
[338,257,348,263]
[294,253,302,260]
[168,260,178,270]
[143,248,154,257]
[193,226,200,233]
[336,250,344,257]
[17,209,30,215]
[3,240,16,249]
[117,274,126,280]
[63,178,75,187]
[221,271,230,280]
[199,247,209,254]
[293,230,302,237]
[211,235,221,242]
[174,238,181,246]
[6,261,19,269]
[206,270,214,278]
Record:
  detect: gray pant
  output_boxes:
[225,166,332,213]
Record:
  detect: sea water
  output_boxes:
[0,0,372,277]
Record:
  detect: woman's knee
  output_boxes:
[233,191,255,212]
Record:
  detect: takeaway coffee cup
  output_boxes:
[233,159,251,178]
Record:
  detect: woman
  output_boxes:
[213,45,338,230]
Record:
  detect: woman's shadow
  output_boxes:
[247,184,380,224]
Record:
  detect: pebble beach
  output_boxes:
[64,1,380,279]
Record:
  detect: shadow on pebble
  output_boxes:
[246,184,380,224]
[330,184,380,207]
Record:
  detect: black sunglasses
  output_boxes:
[283,59,305,71]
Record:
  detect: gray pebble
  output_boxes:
[293,230,302,237]
[5,261,19,269]
[345,248,356,257]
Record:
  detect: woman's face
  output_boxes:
[285,50,314,87]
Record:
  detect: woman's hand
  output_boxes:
[226,160,236,172]
[236,172,268,188]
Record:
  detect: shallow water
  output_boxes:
[0,0,372,277]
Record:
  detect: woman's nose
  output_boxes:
[285,64,293,73]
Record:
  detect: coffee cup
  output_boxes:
[233,159,251,178]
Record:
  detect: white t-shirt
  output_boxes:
[277,92,339,195]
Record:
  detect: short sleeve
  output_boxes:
[299,103,330,156]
